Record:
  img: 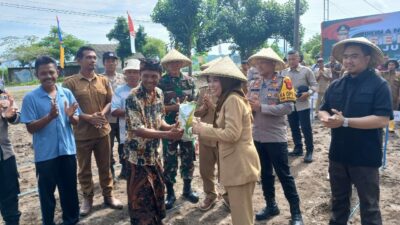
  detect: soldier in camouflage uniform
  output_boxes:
[158,49,199,209]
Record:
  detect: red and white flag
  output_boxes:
[127,11,136,54]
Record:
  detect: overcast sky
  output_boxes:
[1,0,400,55]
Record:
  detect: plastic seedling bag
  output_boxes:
[178,102,197,141]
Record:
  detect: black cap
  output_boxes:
[102,52,118,60]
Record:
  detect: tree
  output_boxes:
[302,33,321,60]
[152,0,203,74]
[195,0,230,53]
[1,36,50,66]
[213,0,308,59]
[106,17,147,65]
[38,26,86,61]
[278,0,308,47]
[142,37,167,58]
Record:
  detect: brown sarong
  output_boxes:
[127,160,166,225]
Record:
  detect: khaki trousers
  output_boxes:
[199,143,218,200]
[225,182,256,225]
[316,92,325,113]
[76,135,113,198]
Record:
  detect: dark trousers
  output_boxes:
[0,155,21,225]
[287,108,314,152]
[329,161,382,225]
[162,140,195,184]
[254,142,300,205]
[35,155,79,225]
[109,122,121,167]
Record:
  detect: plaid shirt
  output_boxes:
[125,85,165,166]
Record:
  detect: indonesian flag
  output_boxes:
[127,12,136,54]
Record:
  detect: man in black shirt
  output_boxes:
[319,37,392,225]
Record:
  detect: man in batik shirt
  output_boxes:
[125,59,183,225]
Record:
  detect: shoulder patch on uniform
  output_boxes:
[279,76,296,103]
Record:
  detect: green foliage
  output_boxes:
[106,17,147,64]
[196,0,230,53]
[1,28,86,66]
[209,0,308,59]
[1,36,49,66]
[106,17,132,64]
[9,44,50,66]
[278,0,308,47]
[0,67,9,83]
[152,0,203,57]
[142,37,167,58]
[37,26,86,61]
[136,26,147,54]
[302,33,321,59]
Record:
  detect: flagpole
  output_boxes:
[56,16,65,69]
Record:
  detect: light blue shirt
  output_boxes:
[111,84,134,144]
[20,85,79,162]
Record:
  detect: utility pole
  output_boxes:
[323,0,330,21]
[293,0,300,51]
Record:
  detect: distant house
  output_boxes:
[90,44,122,74]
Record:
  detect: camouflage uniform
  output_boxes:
[158,73,196,184]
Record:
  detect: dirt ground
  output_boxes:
[4,91,400,225]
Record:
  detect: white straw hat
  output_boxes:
[248,48,286,71]
[200,57,222,71]
[332,37,384,68]
[200,56,247,82]
[161,49,191,68]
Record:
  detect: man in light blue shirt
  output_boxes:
[20,56,80,225]
[111,58,140,179]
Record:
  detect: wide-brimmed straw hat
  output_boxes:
[200,56,247,82]
[200,57,222,71]
[332,37,384,68]
[123,59,140,72]
[248,48,286,71]
[160,49,191,68]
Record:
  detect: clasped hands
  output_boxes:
[320,109,345,128]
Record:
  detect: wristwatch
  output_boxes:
[342,117,349,127]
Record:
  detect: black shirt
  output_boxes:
[320,68,393,167]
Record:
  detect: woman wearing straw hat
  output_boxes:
[247,48,303,225]
[319,37,392,225]
[194,57,221,211]
[158,49,199,209]
[192,56,261,225]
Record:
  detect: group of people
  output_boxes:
[0,36,394,225]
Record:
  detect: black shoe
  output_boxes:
[288,148,303,157]
[165,182,176,210]
[255,204,280,221]
[290,213,304,225]
[303,152,313,163]
[289,202,304,225]
[182,179,199,203]
[118,164,129,180]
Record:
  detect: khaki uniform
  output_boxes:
[199,93,260,225]
[63,73,114,198]
[194,86,218,200]
[314,67,332,113]
[381,71,400,131]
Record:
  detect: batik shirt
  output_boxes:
[158,73,195,124]
[125,85,165,166]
